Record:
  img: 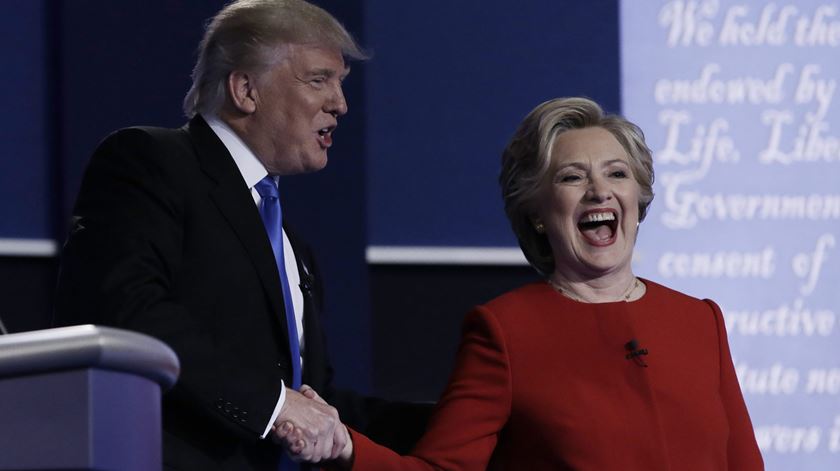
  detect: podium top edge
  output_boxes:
[0,325,180,389]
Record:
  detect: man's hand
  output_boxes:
[271,385,346,463]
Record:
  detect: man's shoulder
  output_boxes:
[89,120,204,172]
[99,122,192,153]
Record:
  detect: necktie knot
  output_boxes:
[255,176,279,200]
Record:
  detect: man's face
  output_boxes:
[247,44,349,175]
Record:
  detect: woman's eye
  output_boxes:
[559,174,582,183]
[610,170,628,178]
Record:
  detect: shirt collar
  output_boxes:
[203,114,270,189]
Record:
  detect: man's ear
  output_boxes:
[227,71,258,114]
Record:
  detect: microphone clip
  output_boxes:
[624,339,649,367]
[299,273,314,297]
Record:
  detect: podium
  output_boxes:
[0,325,180,470]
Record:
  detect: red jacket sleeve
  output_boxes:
[705,299,764,470]
[350,306,512,471]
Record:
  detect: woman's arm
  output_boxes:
[287,306,514,471]
[705,299,765,470]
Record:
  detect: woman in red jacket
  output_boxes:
[287,97,764,470]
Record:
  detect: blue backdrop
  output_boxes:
[5,1,836,469]
[0,1,51,241]
[365,1,620,248]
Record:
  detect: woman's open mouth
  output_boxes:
[577,209,618,246]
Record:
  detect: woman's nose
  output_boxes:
[585,177,612,202]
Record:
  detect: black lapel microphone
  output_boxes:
[298,266,314,296]
[624,338,649,367]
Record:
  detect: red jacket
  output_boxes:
[351,280,763,470]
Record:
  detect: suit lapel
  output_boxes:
[186,116,291,346]
[286,227,328,389]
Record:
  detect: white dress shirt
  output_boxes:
[205,114,304,438]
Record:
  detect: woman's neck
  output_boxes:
[548,270,644,303]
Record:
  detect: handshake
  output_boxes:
[271,385,353,465]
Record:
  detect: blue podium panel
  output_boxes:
[0,368,161,471]
[0,326,179,471]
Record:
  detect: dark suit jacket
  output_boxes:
[54,116,388,470]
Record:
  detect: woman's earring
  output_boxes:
[533,221,545,234]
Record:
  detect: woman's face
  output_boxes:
[536,126,641,280]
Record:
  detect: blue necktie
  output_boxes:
[256,177,303,471]
[255,176,302,390]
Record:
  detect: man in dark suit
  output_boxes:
[54,0,382,469]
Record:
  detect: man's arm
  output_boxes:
[272,386,349,463]
[55,128,283,439]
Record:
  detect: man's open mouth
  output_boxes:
[316,125,336,148]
